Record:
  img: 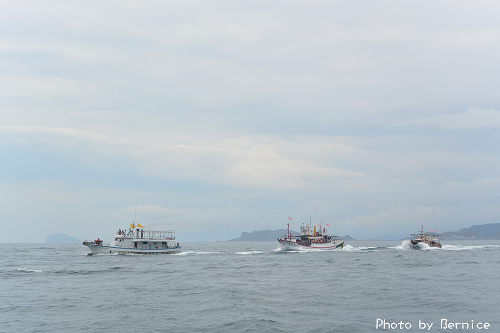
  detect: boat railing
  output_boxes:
[125,229,176,240]
[132,237,176,242]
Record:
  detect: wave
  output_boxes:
[16,267,42,273]
[235,251,264,255]
[393,240,500,251]
[342,244,387,252]
[391,239,414,250]
[392,239,444,251]
[45,265,134,276]
[441,244,500,251]
[392,240,444,251]
[176,250,266,256]
[174,250,223,256]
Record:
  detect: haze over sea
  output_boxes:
[2,240,499,333]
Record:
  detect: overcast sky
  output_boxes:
[1,1,499,242]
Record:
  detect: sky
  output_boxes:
[1,1,499,243]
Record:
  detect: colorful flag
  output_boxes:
[138,223,143,228]
[130,223,134,228]
[326,224,330,226]
[288,216,293,220]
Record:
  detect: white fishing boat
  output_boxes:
[83,223,181,255]
[278,223,344,251]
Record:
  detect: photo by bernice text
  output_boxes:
[376,319,491,331]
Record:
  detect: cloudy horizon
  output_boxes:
[1,1,499,243]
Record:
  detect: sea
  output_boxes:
[1,240,499,333]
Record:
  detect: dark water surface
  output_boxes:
[2,240,499,332]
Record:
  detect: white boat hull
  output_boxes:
[279,240,344,251]
[84,243,181,255]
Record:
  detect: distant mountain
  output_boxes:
[229,229,355,242]
[229,229,295,242]
[45,233,80,244]
[441,223,500,240]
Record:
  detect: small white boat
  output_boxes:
[278,223,344,251]
[83,223,181,255]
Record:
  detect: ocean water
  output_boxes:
[1,240,499,333]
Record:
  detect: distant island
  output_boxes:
[440,223,500,240]
[45,233,80,244]
[229,229,355,242]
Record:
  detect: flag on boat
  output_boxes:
[288,216,293,220]
[130,223,134,228]
[326,224,330,226]
[138,223,143,228]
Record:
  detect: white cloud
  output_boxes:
[0,125,365,192]
[400,108,500,129]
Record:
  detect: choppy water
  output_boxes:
[1,240,500,332]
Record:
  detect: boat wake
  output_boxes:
[391,239,410,250]
[174,251,222,256]
[175,250,265,256]
[392,239,432,250]
[16,267,43,273]
[342,244,388,252]
[393,240,500,251]
[392,239,442,251]
[441,244,500,251]
[235,251,264,255]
